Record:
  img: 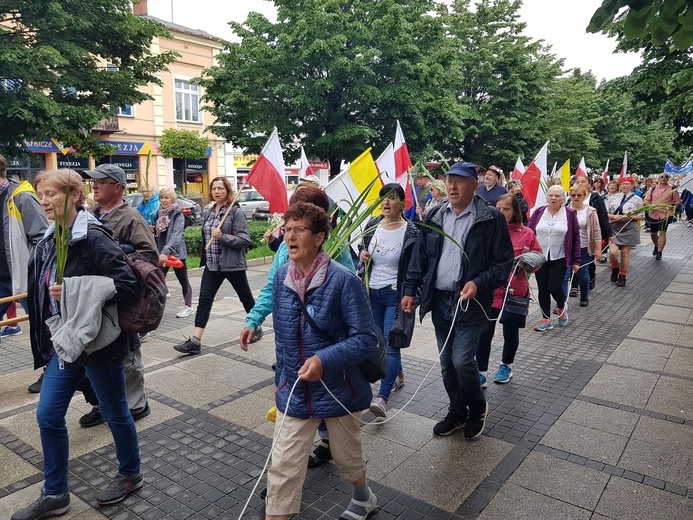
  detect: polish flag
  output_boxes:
[299,146,315,178]
[575,157,588,178]
[619,151,628,180]
[601,159,610,186]
[245,127,288,214]
[512,157,525,181]
[394,120,414,210]
[523,140,549,212]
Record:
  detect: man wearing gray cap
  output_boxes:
[78,163,159,428]
[402,161,513,440]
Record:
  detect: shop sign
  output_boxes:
[97,140,156,156]
[234,155,259,167]
[57,155,89,169]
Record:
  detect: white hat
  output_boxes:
[300,175,323,188]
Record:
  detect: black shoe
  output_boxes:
[610,267,619,283]
[80,407,104,428]
[260,487,267,499]
[27,373,44,394]
[580,298,589,307]
[131,403,151,422]
[249,326,263,344]
[464,402,489,440]
[568,288,578,298]
[652,246,658,255]
[11,491,70,520]
[174,337,201,355]
[139,332,151,342]
[655,251,662,261]
[589,279,596,290]
[616,274,626,287]
[307,439,331,467]
[433,413,465,436]
[95,472,144,506]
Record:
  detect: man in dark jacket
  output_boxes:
[402,161,513,440]
[78,164,160,428]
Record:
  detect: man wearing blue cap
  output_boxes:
[402,161,513,440]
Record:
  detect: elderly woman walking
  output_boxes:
[527,185,580,331]
[607,176,644,287]
[263,201,379,520]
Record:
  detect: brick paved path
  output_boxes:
[1,223,692,519]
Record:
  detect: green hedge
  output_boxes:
[184,220,272,258]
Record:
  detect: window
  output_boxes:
[117,105,133,116]
[175,79,200,123]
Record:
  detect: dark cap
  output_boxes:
[85,164,127,187]
[446,161,478,180]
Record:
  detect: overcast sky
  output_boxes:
[148,0,641,81]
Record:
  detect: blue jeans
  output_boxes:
[563,248,592,299]
[0,276,28,317]
[370,286,401,400]
[430,290,485,419]
[38,355,140,495]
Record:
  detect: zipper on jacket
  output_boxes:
[299,313,314,417]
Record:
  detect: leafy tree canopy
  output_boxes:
[158,128,211,160]
[0,0,177,159]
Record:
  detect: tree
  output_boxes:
[445,0,565,169]
[0,0,177,158]
[198,0,465,176]
[158,128,210,195]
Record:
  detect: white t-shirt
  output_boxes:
[368,223,407,289]
[535,206,568,261]
[576,207,588,249]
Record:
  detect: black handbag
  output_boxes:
[499,292,531,328]
[298,299,386,383]
[388,306,415,349]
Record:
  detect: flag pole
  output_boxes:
[205,177,250,250]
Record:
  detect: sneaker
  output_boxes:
[494,364,513,384]
[139,332,151,343]
[0,325,22,337]
[433,413,465,436]
[579,298,589,307]
[166,292,171,299]
[655,251,662,261]
[568,287,578,297]
[464,402,489,440]
[11,491,70,520]
[131,403,150,422]
[369,397,387,418]
[616,274,627,287]
[175,306,194,318]
[610,267,619,283]
[95,472,144,506]
[686,220,692,228]
[557,308,569,327]
[249,326,263,344]
[393,372,405,391]
[79,407,104,428]
[598,256,607,263]
[307,439,332,468]
[27,373,44,394]
[479,373,488,389]
[174,337,201,355]
[534,319,554,332]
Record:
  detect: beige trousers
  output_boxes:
[265,411,366,516]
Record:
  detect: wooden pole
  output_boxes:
[204,177,250,250]
[0,293,27,305]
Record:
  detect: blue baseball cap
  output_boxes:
[446,161,478,180]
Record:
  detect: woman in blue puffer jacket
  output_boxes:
[264,201,378,520]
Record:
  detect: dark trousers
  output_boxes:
[162,259,193,307]
[476,307,520,372]
[194,267,255,329]
[535,258,567,318]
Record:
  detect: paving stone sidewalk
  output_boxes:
[1,224,692,519]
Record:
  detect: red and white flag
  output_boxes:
[299,146,315,179]
[513,157,525,181]
[245,127,288,214]
[575,157,588,178]
[619,151,628,180]
[523,141,549,212]
[394,120,414,210]
[601,159,610,186]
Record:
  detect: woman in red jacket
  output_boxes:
[476,194,543,385]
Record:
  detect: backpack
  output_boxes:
[81,225,167,334]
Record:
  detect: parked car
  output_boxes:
[123,193,203,227]
[236,189,268,219]
[252,188,295,221]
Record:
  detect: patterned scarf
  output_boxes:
[155,203,179,236]
[288,249,330,302]
[0,178,9,197]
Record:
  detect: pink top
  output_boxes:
[644,184,681,221]
[492,223,543,309]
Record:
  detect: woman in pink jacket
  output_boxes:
[477,194,543,385]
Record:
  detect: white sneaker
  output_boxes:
[166,292,172,299]
[176,306,194,318]
[369,397,387,418]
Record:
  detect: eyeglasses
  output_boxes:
[282,226,313,236]
[90,180,118,187]
[570,194,585,198]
